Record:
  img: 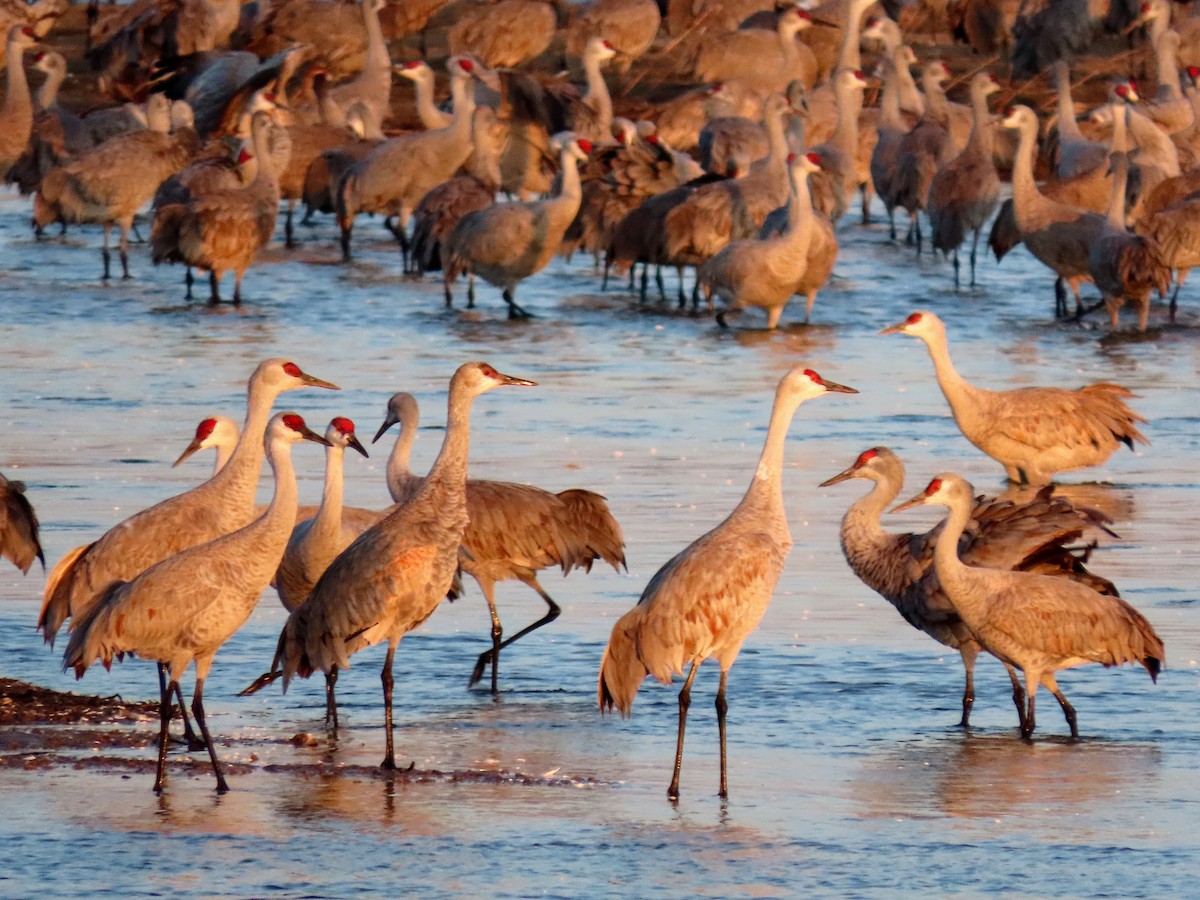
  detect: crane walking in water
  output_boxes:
[599,367,857,800]
[62,414,332,793]
[820,446,1119,728]
[891,473,1164,740]
[263,363,536,769]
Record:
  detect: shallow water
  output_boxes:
[0,188,1197,897]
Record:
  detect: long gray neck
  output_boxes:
[4,44,32,116]
[386,415,420,503]
[581,50,612,136]
[931,494,979,618]
[309,443,346,545]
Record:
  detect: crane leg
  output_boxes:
[381,643,397,770]
[677,268,688,309]
[1054,277,1067,319]
[471,582,563,693]
[285,203,295,249]
[467,274,476,308]
[601,258,610,292]
[153,678,175,794]
[160,662,204,750]
[958,645,979,728]
[340,220,353,262]
[668,661,700,801]
[1043,674,1077,738]
[888,208,896,241]
[969,229,980,287]
[325,666,339,732]
[191,675,229,794]
[503,288,531,319]
[640,264,649,302]
[1021,678,1038,741]
[716,669,729,799]
[655,266,666,303]
[101,223,112,280]
[1005,663,1027,734]
[952,250,960,288]
[233,272,244,305]
[118,224,131,279]
[209,271,221,304]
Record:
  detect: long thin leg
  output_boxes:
[1043,674,1077,738]
[969,228,980,286]
[153,677,174,794]
[325,665,339,732]
[655,265,666,302]
[209,271,221,303]
[470,580,563,691]
[285,201,295,249]
[233,272,243,304]
[184,268,194,300]
[716,668,729,799]
[640,263,649,302]
[191,674,229,793]
[958,645,979,728]
[503,287,531,319]
[101,222,112,280]
[668,660,701,801]
[161,663,204,750]
[118,223,130,279]
[952,249,960,288]
[1021,675,1038,741]
[1005,662,1027,733]
[381,643,397,769]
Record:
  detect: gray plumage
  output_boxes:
[0,471,43,574]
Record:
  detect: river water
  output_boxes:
[0,188,1197,897]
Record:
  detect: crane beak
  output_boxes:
[299,369,341,390]
[497,372,538,387]
[818,464,857,487]
[301,424,334,446]
[821,379,857,394]
[372,413,399,444]
[879,321,907,335]
[171,437,204,468]
[347,434,369,458]
[889,491,929,514]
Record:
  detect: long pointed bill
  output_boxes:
[879,321,907,335]
[819,464,858,487]
[372,414,398,444]
[172,438,204,468]
[301,425,334,446]
[299,369,341,390]
[347,434,369,458]
[890,490,932,514]
[498,373,538,387]
[821,379,857,394]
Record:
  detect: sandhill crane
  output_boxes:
[395,60,451,130]
[820,446,1118,727]
[927,72,1001,287]
[322,0,392,134]
[870,44,919,240]
[63,413,332,793]
[892,472,1164,739]
[448,0,560,68]
[599,367,856,800]
[1000,104,1109,318]
[336,56,478,264]
[1089,152,1171,331]
[892,61,960,252]
[300,103,383,220]
[444,133,592,318]
[409,107,505,276]
[374,390,626,693]
[806,67,868,225]
[1134,190,1200,322]
[881,310,1148,485]
[7,50,95,196]
[36,96,200,280]
[38,358,339,647]
[699,151,822,328]
[0,26,38,180]
[264,363,535,768]
[173,415,241,473]
[152,111,289,303]
[565,0,661,72]
[693,8,818,93]
[0,472,43,574]
[664,94,792,292]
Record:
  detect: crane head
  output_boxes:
[329,417,369,458]
[275,413,333,447]
[819,447,896,487]
[890,474,970,514]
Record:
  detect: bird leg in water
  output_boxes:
[233,273,243,305]
[209,271,221,304]
[154,678,174,794]
[285,203,295,249]
[381,643,397,769]
[190,674,230,794]
[1009,667,1027,733]
[668,661,701,801]
[1021,682,1037,740]
[503,288,531,319]
[969,229,981,287]
[325,666,339,732]
[158,662,205,750]
[1054,277,1067,319]
[470,584,563,693]
[184,267,194,300]
[716,669,729,800]
[958,646,977,728]
[101,222,112,280]
[118,223,131,279]
[1044,675,1078,738]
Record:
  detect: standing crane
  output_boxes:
[63,413,331,793]
[820,446,1118,727]
[373,390,626,694]
[599,367,857,801]
[892,473,1164,739]
[881,310,1147,485]
[0,472,43,574]
[264,363,536,769]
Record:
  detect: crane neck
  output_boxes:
[1106,156,1128,228]
[470,126,502,191]
[783,167,814,253]
[1054,68,1083,140]
[362,1,389,74]
[921,75,950,126]
[916,326,974,409]
[449,72,476,138]
[839,473,906,597]
[413,74,450,130]
[879,58,904,129]
[738,388,804,525]
[422,386,477,504]
[309,443,346,545]
[581,51,612,136]
[243,434,304,585]
[212,440,235,476]
[553,148,583,206]
[36,63,63,111]
[4,44,32,116]
[1154,32,1181,101]
[215,377,280,519]
[385,413,420,504]
[1124,106,1180,176]
[1109,102,1129,153]
[1009,117,1043,212]
[830,80,862,155]
[930,492,981,619]
[836,0,871,73]
[966,85,994,159]
[763,101,788,184]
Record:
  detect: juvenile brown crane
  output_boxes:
[892,472,1164,740]
[599,367,857,801]
[63,413,331,793]
[270,363,536,769]
[374,390,626,694]
[881,310,1148,485]
[820,446,1118,727]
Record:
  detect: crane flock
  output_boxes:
[0,0,1183,800]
